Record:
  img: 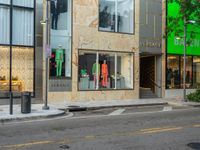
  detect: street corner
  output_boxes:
[0,104,67,123]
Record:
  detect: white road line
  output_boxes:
[109,109,126,116]
[162,106,173,112]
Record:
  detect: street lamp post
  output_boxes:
[183,19,197,101]
[183,17,187,101]
[42,0,51,110]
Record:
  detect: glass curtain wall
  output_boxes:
[78,50,133,90]
[0,1,35,97]
[99,0,134,34]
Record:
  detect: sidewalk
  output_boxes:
[55,98,168,111]
[0,104,65,123]
[1,98,199,123]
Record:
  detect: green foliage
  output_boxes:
[166,0,200,38]
[187,89,200,102]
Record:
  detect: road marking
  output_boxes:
[162,106,173,111]
[141,127,170,132]
[193,124,200,127]
[84,135,96,140]
[141,127,183,134]
[2,107,198,126]
[108,108,126,116]
[1,141,53,148]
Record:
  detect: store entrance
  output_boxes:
[140,56,157,98]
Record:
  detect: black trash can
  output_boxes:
[21,92,31,114]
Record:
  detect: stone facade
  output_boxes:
[47,0,140,103]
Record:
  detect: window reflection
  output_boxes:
[99,0,134,34]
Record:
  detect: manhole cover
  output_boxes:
[59,145,70,149]
[187,143,200,150]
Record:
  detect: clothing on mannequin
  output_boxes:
[92,63,100,87]
[99,6,111,28]
[55,45,64,77]
[51,0,68,30]
[101,60,108,87]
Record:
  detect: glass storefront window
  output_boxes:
[12,8,34,46]
[99,0,134,34]
[50,0,71,78]
[12,47,34,92]
[181,56,192,88]
[167,55,180,89]
[0,46,10,96]
[0,6,10,44]
[78,50,133,90]
[99,52,115,89]
[117,53,133,89]
[193,57,200,88]
[13,0,34,8]
[0,0,10,4]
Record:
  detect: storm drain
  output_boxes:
[59,144,70,149]
[187,142,200,150]
[68,105,87,112]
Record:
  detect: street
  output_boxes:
[0,105,200,150]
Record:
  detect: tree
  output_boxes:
[166,0,200,39]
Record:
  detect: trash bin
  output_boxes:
[21,92,31,114]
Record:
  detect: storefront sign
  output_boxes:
[49,79,72,91]
[140,41,161,48]
[167,2,200,55]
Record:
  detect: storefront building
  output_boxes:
[0,0,164,103]
[0,0,43,99]
[166,2,200,98]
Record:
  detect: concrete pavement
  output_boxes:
[0,98,199,122]
[0,104,65,122]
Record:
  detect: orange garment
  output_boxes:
[102,64,108,87]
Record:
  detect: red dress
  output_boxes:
[102,64,108,87]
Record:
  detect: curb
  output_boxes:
[0,111,66,124]
[68,102,169,111]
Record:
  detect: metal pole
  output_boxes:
[43,0,50,110]
[183,17,187,101]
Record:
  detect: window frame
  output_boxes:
[165,54,200,89]
[98,0,135,35]
[0,0,35,98]
[78,49,134,91]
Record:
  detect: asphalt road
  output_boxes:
[0,106,200,150]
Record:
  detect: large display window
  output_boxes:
[167,55,200,89]
[0,5,10,44]
[12,47,34,92]
[78,50,133,90]
[50,0,71,78]
[0,0,10,4]
[167,55,180,89]
[193,57,200,88]
[99,0,134,34]
[0,46,10,94]
[0,1,35,97]
[12,8,34,46]
[180,56,192,88]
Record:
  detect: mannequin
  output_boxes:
[92,62,100,87]
[101,60,108,87]
[99,6,111,28]
[51,0,68,30]
[55,45,64,77]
